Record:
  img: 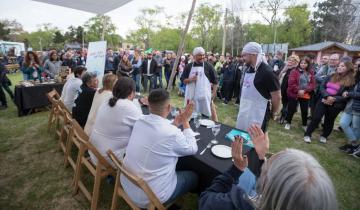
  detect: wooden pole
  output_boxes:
[167,0,197,92]
[221,8,228,56]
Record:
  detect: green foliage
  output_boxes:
[84,15,123,47]
[277,4,312,48]
[27,23,58,50]
[243,23,272,44]
[312,0,356,42]
[0,21,11,40]
[191,3,223,52]
[150,27,198,51]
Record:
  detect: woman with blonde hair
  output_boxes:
[304,60,356,143]
[84,73,118,135]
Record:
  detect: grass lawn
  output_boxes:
[1,72,359,210]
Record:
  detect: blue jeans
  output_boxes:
[165,171,198,205]
[237,168,257,197]
[132,74,141,92]
[156,71,163,88]
[340,112,360,142]
[143,75,156,92]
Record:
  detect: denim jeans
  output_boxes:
[156,71,163,88]
[340,112,360,142]
[237,168,257,197]
[164,171,198,205]
[143,75,156,92]
[132,74,141,93]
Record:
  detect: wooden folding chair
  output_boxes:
[73,122,116,210]
[58,107,73,155]
[64,115,81,170]
[107,150,174,210]
[46,89,61,132]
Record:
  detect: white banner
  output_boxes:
[86,41,107,86]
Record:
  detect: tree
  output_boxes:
[84,15,122,47]
[132,6,164,49]
[312,0,357,42]
[0,21,11,40]
[277,4,312,47]
[0,19,24,41]
[27,23,58,50]
[250,0,291,43]
[243,23,272,44]
[191,3,222,52]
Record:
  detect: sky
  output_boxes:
[0,0,318,37]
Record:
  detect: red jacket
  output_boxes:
[287,68,315,99]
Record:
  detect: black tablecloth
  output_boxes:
[14,83,64,116]
[140,105,261,192]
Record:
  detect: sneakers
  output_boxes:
[304,136,311,143]
[353,148,360,159]
[284,124,291,130]
[339,144,359,154]
[319,136,327,143]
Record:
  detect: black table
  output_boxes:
[140,105,261,192]
[14,83,64,116]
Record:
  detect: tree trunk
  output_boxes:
[167,0,197,92]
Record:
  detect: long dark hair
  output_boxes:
[24,51,41,67]
[108,77,135,107]
[298,56,311,72]
[49,50,58,62]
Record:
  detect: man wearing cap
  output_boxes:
[181,47,218,120]
[141,51,157,92]
[236,42,281,132]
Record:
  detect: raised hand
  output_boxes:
[247,124,269,160]
[232,136,248,171]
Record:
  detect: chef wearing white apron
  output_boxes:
[236,42,281,132]
[182,47,218,118]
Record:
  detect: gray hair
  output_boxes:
[81,72,97,85]
[255,149,338,210]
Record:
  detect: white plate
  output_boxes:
[211,145,232,158]
[199,119,215,127]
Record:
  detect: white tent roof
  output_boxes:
[32,0,133,14]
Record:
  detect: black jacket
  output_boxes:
[141,59,157,75]
[72,84,96,128]
[319,76,351,110]
[199,165,255,210]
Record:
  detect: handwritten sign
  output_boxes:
[86,41,107,86]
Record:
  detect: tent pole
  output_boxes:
[167,0,197,92]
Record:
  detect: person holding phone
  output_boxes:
[23,51,43,82]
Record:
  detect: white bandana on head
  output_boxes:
[242,42,268,71]
[193,47,205,56]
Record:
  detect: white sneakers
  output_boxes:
[303,136,327,144]
[284,124,291,130]
[319,136,327,143]
[304,136,311,143]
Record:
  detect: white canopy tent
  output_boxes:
[32,0,133,40]
[32,0,133,14]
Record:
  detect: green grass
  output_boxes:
[0,72,359,210]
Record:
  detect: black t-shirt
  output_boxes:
[181,61,218,84]
[246,62,280,100]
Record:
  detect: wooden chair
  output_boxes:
[58,107,73,155]
[107,150,173,210]
[73,121,116,210]
[46,89,61,132]
[64,113,80,170]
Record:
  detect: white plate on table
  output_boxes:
[211,145,232,158]
[199,119,215,127]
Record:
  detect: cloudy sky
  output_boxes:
[1,0,318,37]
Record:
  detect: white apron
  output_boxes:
[236,71,268,131]
[184,63,212,117]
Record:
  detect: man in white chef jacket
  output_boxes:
[181,47,218,121]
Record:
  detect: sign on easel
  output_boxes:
[86,41,107,86]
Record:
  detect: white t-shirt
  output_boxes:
[61,77,82,111]
[89,99,143,165]
[120,114,197,208]
[84,90,113,135]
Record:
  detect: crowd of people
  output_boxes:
[0,40,359,209]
